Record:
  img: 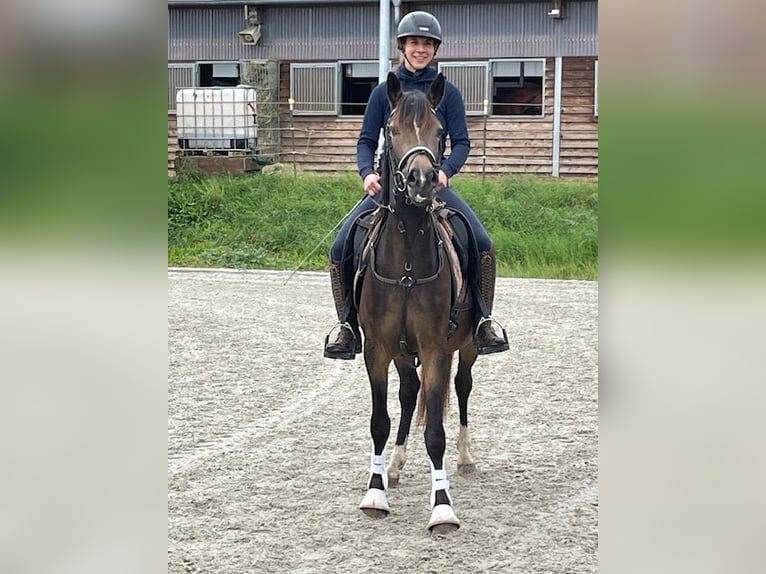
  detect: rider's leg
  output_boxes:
[475,243,510,354]
[324,261,361,359]
[324,196,376,359]
[437,187,509,355]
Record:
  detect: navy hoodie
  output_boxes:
[356,65,471,181]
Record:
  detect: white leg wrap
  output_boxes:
[429,463,452,508]
[369,452,388,491]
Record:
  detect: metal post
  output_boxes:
[482,98,488,182]
[378,0,391,84]
[288,97,296,176]
[552,56,562,177]
[376,0,392,161]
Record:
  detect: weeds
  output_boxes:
[168,172,597,280]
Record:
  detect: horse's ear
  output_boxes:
[428,73,446,110]
[387,72,402,108]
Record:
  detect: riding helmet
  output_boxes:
[396,11,442,50]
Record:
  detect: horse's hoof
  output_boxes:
[457,463,476,475]
[427,504,460,533]
[430,522,460,536]
[387,473,400,487]
[359,488,390,518]
[361,507,389,519]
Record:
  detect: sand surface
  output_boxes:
[168,269,598,573]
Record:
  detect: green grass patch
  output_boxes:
[168,172,597,280]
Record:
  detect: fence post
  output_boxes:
[288,97,296,177]
[482,99,489,182]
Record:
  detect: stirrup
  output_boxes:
[474,316,510,355]
[323,322,360,360]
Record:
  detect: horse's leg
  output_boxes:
[387,355,420,486]
[421,351,460,533]
[455,343,479,475]
[359,345,392,518]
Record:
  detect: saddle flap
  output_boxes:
[343,207,385,309]
[434,217,465,304]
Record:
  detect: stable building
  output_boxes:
[168,0,598,178]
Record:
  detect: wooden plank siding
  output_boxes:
[559,57,598,177]
[463,58,555,176]
[168,112,178,176]
[275,63,359,173]
[167,57,598,178]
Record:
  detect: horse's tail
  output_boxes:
[415,353,453,427]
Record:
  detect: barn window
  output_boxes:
[168,62,243,112]
[490,59,545,117]
[290,63,340,115]
[198,62,241,87]
[437,62,489,116]
[340,62,378,116]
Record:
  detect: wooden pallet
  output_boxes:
[175,155,263,175]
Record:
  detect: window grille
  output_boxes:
[290,63,339,115]
[168,64,195,112]
[438,62,489,116]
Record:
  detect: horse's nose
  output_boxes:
[407,167,438,191]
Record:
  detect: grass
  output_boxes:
[168,170,597,280]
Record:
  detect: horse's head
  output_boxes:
[385,72,445,207]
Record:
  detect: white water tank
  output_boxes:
[176,87,258,151]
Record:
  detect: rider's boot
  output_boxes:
[475,245,510,355]
[323,261,362,360]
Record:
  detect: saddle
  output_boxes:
[341,204,479,334]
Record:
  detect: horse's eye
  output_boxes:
[436,128,444,137]
[390,127,400,136]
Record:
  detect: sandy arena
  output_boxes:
[168,269,598,573]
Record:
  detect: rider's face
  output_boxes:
[402,37,437,72]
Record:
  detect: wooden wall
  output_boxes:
[167,58,597,178]
[168,112,178,177]
[273,58,597,178]
[559,57,598,177]
[463,58,556,176]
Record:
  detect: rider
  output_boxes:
[324,10,509,359]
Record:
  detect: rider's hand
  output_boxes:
[436,169,449,192]
[364,173,382,196]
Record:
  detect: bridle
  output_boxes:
[383,104,442,205]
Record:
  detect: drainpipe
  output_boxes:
[393,0,401,29]
[552,56,563,177]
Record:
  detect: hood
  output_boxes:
[395,65,439,92]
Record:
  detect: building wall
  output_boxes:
[559,57,598,177]
[168,1,598,178]
[273,56,598,178]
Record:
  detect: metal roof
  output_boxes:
[168,1,597,60]
[167,1,556,5]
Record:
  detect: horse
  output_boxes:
[356,72,479,534]
[493,84,543,116]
